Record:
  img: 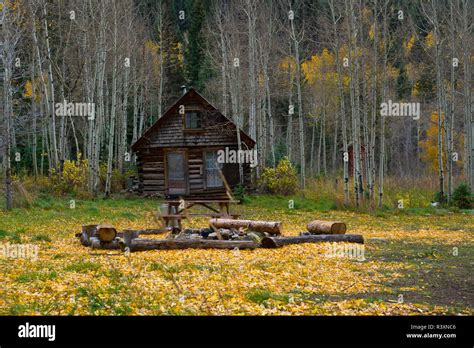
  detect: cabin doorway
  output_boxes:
[165,150,187,195]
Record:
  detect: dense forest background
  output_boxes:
[1,0,472,209]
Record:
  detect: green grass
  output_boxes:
[246,288,290,305]
[30,234,51,242]
[16,271,58,283]
[0,228,25,243]
[1,191,473,315]
[64,261,101,272]
[245,194,337,212]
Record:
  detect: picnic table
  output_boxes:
[157,199,241,229]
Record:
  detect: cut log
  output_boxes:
[96,223,117,242]
[119,238,258,252]
[78,232,91,247]
[122,230,140,248]
[77,224,98,246]
[82,224,98,237]
[261,234,364,248]
[90,237,121,250]
[209,218,282,235]
[307,220,347,234]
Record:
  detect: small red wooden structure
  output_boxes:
[347,144,366,177]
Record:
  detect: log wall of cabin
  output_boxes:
[137,146,251,198]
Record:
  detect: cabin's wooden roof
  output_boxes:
[132,88,256,151]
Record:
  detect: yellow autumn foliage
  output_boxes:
[425,32,434,48]
[419,111,463,173]
[369,24,374,41]
[405,34,415,54]
[260,157,299,195]
[0,194,472,315]
[301,49,336,85]
[49,159,88,195]
[279,56,297,79]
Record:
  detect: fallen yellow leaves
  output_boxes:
[0,200,472,315]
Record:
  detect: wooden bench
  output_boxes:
[158,214,187,230]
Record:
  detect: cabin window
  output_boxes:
[205,151,223,188]
[184,112,201,129]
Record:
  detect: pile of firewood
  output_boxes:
[169,218,283,244]
[75,218,363,252]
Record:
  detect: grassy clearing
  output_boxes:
[0,194,472,315]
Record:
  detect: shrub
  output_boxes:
[99,164,131,193]
[260,156,299,195]
[451,183,472,209]
[49,159,88,195]
[233,183,247,202]
[434,191,448,206]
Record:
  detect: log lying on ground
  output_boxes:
[119,233,258,252]
[96,223,117,242]
[307,220,346,234]
[261,234,364,248]
[209,218,282,235]
[137,228,174,235]
[89,237,121,250]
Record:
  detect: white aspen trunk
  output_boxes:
[359,2,369,198]
[369,0,378,200]
[447,2,455,201]
[41,0,58,170]
[119,60,130,175]
[31,47,38,177]
[322,106,327,176]
[1,3,21,209]
[30,4,52,172]
[287,43,294,162]
[157,1,164,118]
[132,66,139,145]
[266,73,276,167]
[345,0,361,207]
[378,1,388,208]
[332,114,339,173]
[2,37,13,210]
[228,46,244,184]
[317,116,322,174]
[246,0,257,141]
[290,14,305,188]
[139,80,146,137]
[105,29,118,197]
[310,118,316,174]
[330,0,349,205]
[92,2,107,195]
[461,0,473,189]
[217,6,228,117]
[433,6,446,202]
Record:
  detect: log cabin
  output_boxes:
[131,88,255,200]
